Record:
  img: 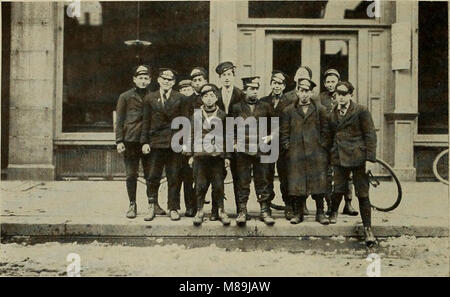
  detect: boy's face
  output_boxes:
[219,69,234,88]
[335,85,352,106]
[296,86,313,104]
[158,75,175,91]
[192,75,207,92]
[270,80,285,95]
[180,86,194,97]
[202,91,218,107]
[133,74,151,89]
[245,86,259,100]
[324,75,339,93]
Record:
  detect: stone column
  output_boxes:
[7,2,56,180]
[386,1,418,181]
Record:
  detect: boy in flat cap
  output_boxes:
[141,68,186,221]
[230,76,275,226]
[280,77,331,225]
[178,79,194,97]
[116,65,167,219]
[260,70,295,220]
[328,81,377,246]
[320,69,358,216]
[183,83,232,226]
[215,61,245,212]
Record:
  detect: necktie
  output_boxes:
[162,92,168,107]
[339,105,346,116]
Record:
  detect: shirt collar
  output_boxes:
[338,101,350,111]
[160,88,172,99]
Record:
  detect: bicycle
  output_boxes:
[270,158,403,212]
[433,148,449,185]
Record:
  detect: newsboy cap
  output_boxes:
[190,67,208,79]
[294,66,312,82]
[323,68,340,79]
[159,68,177,80]
[178,79,192,89]
[215,61,236,75]
[271,70,288,84]
[134,65,150,76]
[242,76,261,89]
[200,83,219,96]
[297,78,316,90]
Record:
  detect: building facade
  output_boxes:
[1,1,448,181]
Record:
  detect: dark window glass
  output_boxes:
[319,40,349,93]
[62,1,209,132]
[418,1,448,134]
[272,40,302,92]
[249,1,376,19]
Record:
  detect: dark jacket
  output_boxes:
[329,100,377,167]
[115,87,149,144]
[229,100,273,156]
[186,107,230,159]
[140,89,186,148]
[183,93,203,117]
[217,86,245,115]
[280,99,331,196]
[319,91,336,113]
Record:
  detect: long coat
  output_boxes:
[280,99,331,196]
[329,100,377,167]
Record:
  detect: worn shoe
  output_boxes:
[236,211,247,226]
[329,211,338,224]
[284,200,294,220]
[364,227,376,247]
[290,199,304,224]
[126,202,137,219]
[260,211,275,226]
[144,203,155,221]
[154,203,167,216]
[315,212,329,225]
[218,208,231,226]
[193,209,204,226]
[185,208,196,218]
[170,210,180,221]
[343,201,359,216]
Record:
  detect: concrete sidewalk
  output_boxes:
[0,180,448,238]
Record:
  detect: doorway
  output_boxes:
[266,32,357,98]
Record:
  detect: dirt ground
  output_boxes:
[0,236,448,277]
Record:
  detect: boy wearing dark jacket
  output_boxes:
[115,65,166,219]
[184,83,231,226]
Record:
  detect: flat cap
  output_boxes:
[190,67,208,79]
[242,76,261,89]
[271,70,288,84]
[200,83,219,96]
[159,68,177,80]
[297,78,316,90]
[215,61,236,75]
[294,66,312,82]
[178,79,192,89]
[323,68,340,79]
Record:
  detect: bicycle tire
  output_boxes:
[432,149,449,185]
[369,158,402,212]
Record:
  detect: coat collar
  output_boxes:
[335,100,357,129]
[294,97,316,120]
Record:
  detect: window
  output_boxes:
[320,40,349,93]
[249,1,377,19]
[62,1,209,133]
[418,1,448,134]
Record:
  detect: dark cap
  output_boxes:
[215,61,236,75]
[335,81,354,94]
[190,67,208,79]
[271,70,288,84]
[134,65,150,76]
[178,79,192,89]
[294,66,312,82]
[159,68,177,80]
[200,83,219,96]
[323,68,340,79]
[297,78,316,90]
[242,76,261,89]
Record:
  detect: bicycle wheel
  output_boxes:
[433,149,449,185]
[368,158,402,212]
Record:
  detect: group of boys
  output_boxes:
[115,62,377,246]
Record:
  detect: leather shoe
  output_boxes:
[126,202,137,219]
[364,227,376,247]
[343,201,358,216]
[260,211,275,226]
[219,208,231,226]
[236,211,247,226]
[210,208,219,221]
[144,203,155,221]
[329,211,338,224]
[193,209,204,226]
[315,212,329,225]
[154,203,167,216]
[170,210,180,221]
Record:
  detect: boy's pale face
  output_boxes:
[296,86,313,104]
[270,80,285,95]
[335,85,352,106]
[245,86,259,100]
[133,74,151,89]
[202,91,218,107]
[158,76,175,91]
[180,86,194,97]
[324,75,339,93]
[220,69,234,88]
[192,75,207,92]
